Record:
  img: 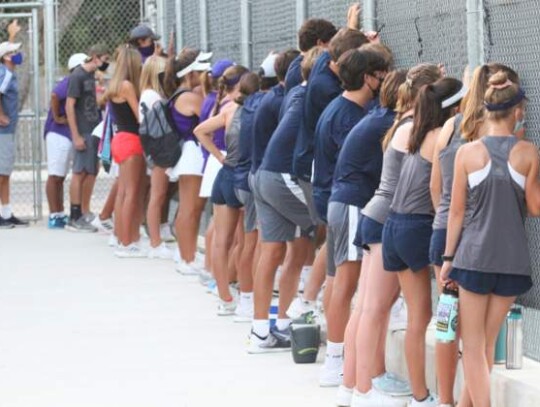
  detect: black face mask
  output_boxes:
[98,61,109,72]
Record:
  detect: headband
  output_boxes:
[442,85,467,108]
[224,72,246,87]
[484,87,527,112]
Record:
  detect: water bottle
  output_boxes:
[435,286,459,343]
[494,323,507,364]
[506,306,523,370]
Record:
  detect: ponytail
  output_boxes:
[212,80,227,117]
[200,71,213,98]
[212,65,250,116]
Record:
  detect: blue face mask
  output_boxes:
[10,53,23,65]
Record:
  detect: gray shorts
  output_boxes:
[298,178,323,225]
[0,133,15,175]
[73,134,100,175]
[235,188,257,233]
[327,201,362,277]
[254,170,315,242]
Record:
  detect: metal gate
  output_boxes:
[0,2,43,220]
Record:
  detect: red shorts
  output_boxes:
[111,131,144,164]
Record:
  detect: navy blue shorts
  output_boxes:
[211,165,243,208]
[382,212,434,272]
[429,228,446,267]
[449,267,533,297]
[354,214,384,249]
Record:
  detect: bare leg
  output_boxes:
[212,204,240,301]
[397,267,432,401]
[46,175,65,214]
[147,167,169,248]
[176,175,205,262]
[254,241,286,319]
[205,219,215,273]
[100,179,118,220]
[69,172,84,207]
[239,230,257,293]
[304,242,328,302]
[278,237,311,318]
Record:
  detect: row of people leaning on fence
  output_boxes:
[40,8,540,407]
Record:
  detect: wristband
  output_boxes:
[441,254,454,262]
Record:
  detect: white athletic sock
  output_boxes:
[240,292,253,308]
[252,319,270,338]
[325,341,344,368]
[276,318,291,331]
[1,204,12,219]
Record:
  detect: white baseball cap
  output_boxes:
[259,53,278,78]
[0,42,21,59]
[68,53,88,71]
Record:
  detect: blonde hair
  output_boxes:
[460,63,519,141]
[107,46,142,99]
[382,63,441,150]
[301,46,324,81]
[140,55,166,97]
[484,71,523,121]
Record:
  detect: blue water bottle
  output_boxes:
[435,286,459,343]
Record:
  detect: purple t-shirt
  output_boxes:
[200,91,229,165]
[44,77,71,139]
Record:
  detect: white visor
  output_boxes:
[442,85,467,109]
[176,51,213,78]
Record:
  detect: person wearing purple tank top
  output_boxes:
[441,73,540,407]
[163,48,208,275]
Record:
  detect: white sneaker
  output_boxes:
[287,297,317,319]
[115,243,147,258]
[351,389,407,407]
[217,299,236,316]
[319,357,343,387]
[198,269,213,286]
[173,247,181,263]
[336,385,353,407]
[160,223,176,242]
[108,234,119,248]
[408,394,437,407]
[147,242,175,260]
[175,260,199,276]
[389,297,408,331]
[233,301,254,323]
[246,330,290,354]
[139,225,149,239]
[91,216,114,234]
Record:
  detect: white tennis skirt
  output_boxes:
[199,152,226,198]
[167,140,204,182]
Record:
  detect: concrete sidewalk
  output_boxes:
[0,225,335,407]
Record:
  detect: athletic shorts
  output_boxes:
[200,152,225,198]
[73,133,100,175]
[167,140,204,181]
[326,202,362,277]
[354,214,384,249]
[382,212,434,272]
[449,267,533,297]
[429,228,447,267]
[236,188,257,232]
[254,170,315,243]
[0,132,16,176]
[111,131,143,164]
[298,178,323,225]
[46,132,74,177]
[211,165,242,208]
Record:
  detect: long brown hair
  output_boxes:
[107,46,142,99]
[379,69,408,110]
[212,65,249,116]
[460,63,519,141]
[163,48,199,97]
[382,63,442,150]
[409,77,463,153]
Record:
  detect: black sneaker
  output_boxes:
[6,215,30,227]
[0,217,14,229]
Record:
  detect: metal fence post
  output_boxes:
[175,0,184,52]
[31,7,42,219]
[240,0,251,68]
[43,0,56,95]
[466,0,485,70]
[155,0,166,43]
[295,0,307,30]
[200,0,209,52]
[362,0,376,32]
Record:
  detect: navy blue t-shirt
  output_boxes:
[293,51,341,182]
[312,95,366,219]
[250,84,285,174]
[330,106,397,207]
[261,85,306,174]
[284,54,304,93]
[234,92,266,191]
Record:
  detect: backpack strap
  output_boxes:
[167,88,200,144]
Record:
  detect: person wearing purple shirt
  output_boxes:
[45,53,87,229]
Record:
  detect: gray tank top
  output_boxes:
[223,106,242,167]
[453,136,529,276]
[362,117,412,224]
[433,114,464,229]
[391,150,434,215]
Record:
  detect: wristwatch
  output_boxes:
[441,254,454,262]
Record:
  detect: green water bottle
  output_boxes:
[435,286,459,343]
[494,322,507,364]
